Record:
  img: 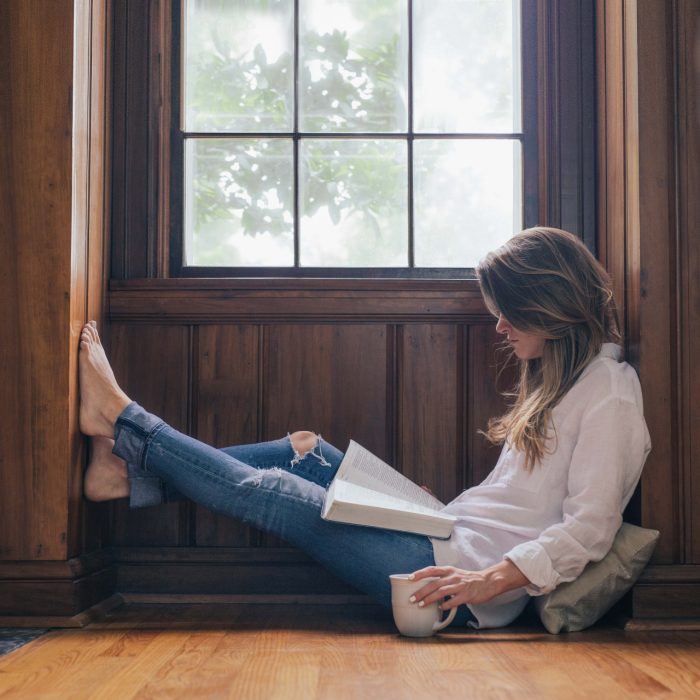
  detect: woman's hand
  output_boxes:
[408,560,531,610]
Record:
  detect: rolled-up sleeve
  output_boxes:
[503,396,649,595]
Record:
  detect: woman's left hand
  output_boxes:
[409,560,530,610]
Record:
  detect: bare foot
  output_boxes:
[79,321,131,438]
[84,437,129,501]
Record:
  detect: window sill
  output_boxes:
[109,277,490,323]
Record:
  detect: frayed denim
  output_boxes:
[113,402,473,625]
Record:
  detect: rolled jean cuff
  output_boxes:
[113,402,171,508]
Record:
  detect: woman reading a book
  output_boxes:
[80,227,650,629]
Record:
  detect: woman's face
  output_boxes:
[495,315,546,360]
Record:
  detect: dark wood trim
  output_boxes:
[638,565,700,584]
[115,547,359,596]
[115,546,314,563]
[153,0,172,278]
[0,549,114,580]
[0,595,124,629]
[109,278,493,323]
[537,0,596,250]
[121,593,372,604]
[632,583,700,619]
[0,563,117,617]
[676,0,700,564]
[521,0,539,228]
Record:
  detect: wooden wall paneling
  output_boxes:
[0,0,75,560]
[263,325,390,457]
[677,0,700,563]
[596,0,679,563]
[194,325,260,547]
[396,325,462,504]
[109,324,191,546]
[635,1,680,564]
[261,324,389,548]
[467,325,514,487]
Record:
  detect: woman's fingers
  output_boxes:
[419,581,465,607]
[409,567,500,607]
[409,565,452,581]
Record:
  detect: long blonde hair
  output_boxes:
[476,227,621,471]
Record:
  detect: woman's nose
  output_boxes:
[495,315,509,334]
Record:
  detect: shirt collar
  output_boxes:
[599,343,623,361]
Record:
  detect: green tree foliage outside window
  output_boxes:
[183,0,521,269]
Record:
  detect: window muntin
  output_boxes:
[179,0,524,272]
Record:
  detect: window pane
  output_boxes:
[299,0,408,133]
[183,0,293,132]
[299,139,407,266]
[413,140,521,267]
[413,0,520,133]
[185,139,294,266]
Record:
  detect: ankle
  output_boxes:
[104,395,131,430]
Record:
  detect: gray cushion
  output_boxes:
[534,523,660,634]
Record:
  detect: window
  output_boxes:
[171,0,533,276]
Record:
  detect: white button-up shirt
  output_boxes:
[431,343,651,628]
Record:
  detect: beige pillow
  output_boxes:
[534,523,660,634]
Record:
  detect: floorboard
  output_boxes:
[0,602,699,699]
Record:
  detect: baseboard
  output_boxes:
[121,593,373,605]
[632,565,700,619]
[0,551,117,618]
[2,550,698,624]
[114,546,361,596]
[623,616,700,631]
[0,594,124,628]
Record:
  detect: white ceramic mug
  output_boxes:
[389,574,457,637]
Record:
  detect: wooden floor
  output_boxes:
[0,602,699,699]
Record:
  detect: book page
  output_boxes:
[336,441,445,510]
[321,480,456,539]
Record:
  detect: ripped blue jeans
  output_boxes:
[113,402,472,624]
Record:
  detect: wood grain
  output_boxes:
[596,0,684,567]
[263,325,389,458]
[71,0,112,559]
[109,278,491,323]
[1,603,700,699]
[109,324,191,547]
[194,325,260,547]
[0,0,109,562]
[397,324,462,504]
[467,325,515,487]
[635,0,679,563]
[678,0,700,563]
[0,0,73,561]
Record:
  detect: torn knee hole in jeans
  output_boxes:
[288,433,332,468]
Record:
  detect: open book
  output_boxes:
[320,441,457,539]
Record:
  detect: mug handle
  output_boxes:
[432,604,458,632]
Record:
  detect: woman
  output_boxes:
[80,227,650,629]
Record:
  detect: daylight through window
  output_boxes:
[181,0,523,270]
